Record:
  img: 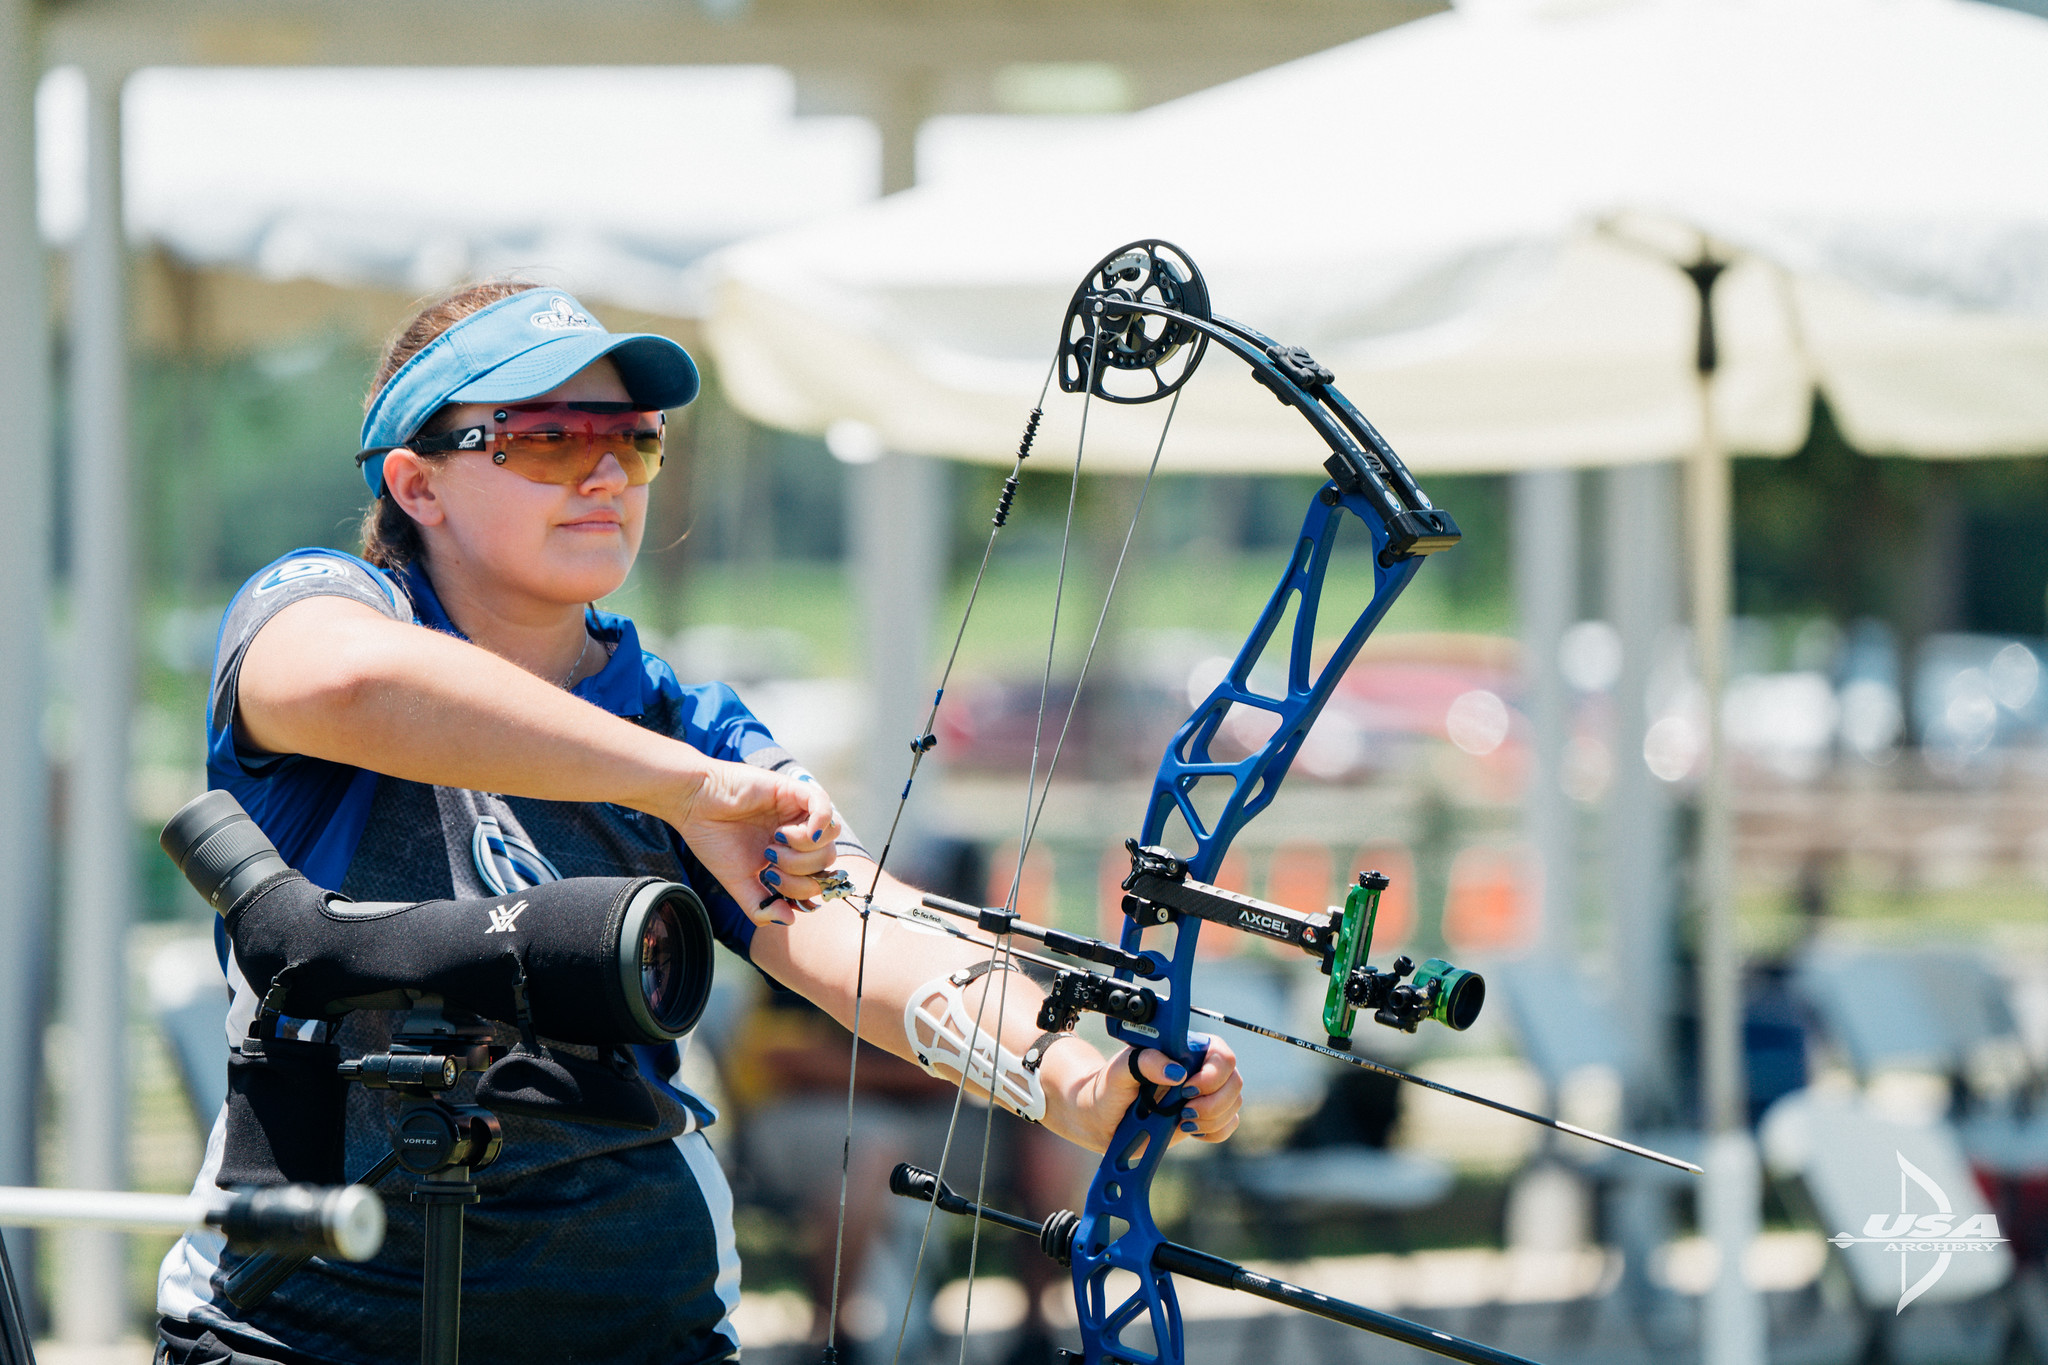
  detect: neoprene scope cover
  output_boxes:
[227,872,715,1046]
[161,789,717,1046]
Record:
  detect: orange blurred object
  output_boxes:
[1265,842,1333,916]
[1442,845,1535,954]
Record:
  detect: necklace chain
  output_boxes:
[560,631,593,689]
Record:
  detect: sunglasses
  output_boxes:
[357,402,666,487]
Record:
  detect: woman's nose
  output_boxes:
[580,450,631,493]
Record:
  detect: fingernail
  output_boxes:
[762,868,782,887]
[811,830,825,844]
[1163,1062,1187,1083]
[763,848,778,864]
[798,773,814,783]
[1181,1085,1199,1100]
[1180,1119,1198,1134]
[775,831,789,846]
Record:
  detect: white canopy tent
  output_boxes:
[36,64,880,309]
[706,0,2048,472]
[698,4,2048,1361]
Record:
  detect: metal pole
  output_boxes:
[415,1171,474,1365]
[849,451,945,858]
[58,60,133,1345]
[1683,257,1765,1365]
[1604,462,1678,1112]
[1512,468,1577,959]
[0,0,50,1316]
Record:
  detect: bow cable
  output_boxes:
[821,359,1059,1365]
[888,340,1110,1365]
[1015,391,1180,874]
[928,394,1185,1363]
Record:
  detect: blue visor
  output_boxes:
[357,289,700,497]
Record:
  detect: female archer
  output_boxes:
[153,280,1240,1365]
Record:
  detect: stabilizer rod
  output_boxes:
[890,1165,1546,1365]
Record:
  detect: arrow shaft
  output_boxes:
[1188,1005,1701,1174]
[874,900,1698,1174]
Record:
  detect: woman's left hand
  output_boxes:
[1058,1033,1242,1154]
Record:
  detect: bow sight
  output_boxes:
[1121,841,1484,1045]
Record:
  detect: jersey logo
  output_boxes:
[529,295,597,333]
[472,815,561,896]
[486,899,529,934]
[252,559,339,595]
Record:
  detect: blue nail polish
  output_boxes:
[1180,1119,1198,1133]
[1181,1085,1200,1099]
[1163,1062,1187,1083]
[798,774,814,783]
[762,868,782,887]
[811,829,824,844]
[775,831,789,846]
[763,848,778,865]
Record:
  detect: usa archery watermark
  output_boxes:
[1827,1151,2005,1312]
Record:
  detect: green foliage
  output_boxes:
[1735,398,2048,636]
[133,338,378,595]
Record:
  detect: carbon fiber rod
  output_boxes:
[889,1165,1546,1365]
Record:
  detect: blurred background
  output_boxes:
[2,0,2047,1362]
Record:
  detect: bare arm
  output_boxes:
[748,856,1242,1154]
[236,594,837,918]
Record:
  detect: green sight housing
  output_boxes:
[1319,872,1484,1048]
[1406,957,1485,1032]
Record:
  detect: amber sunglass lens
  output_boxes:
[492,409,663,485]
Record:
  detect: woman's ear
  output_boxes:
[383,450,446,528]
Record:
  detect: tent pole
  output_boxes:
[1603,461,1677,1114]
[849,450,946,868]
[58,59,133,1345]
[1512,468,1577,961]
[1684,257,1764,1365]
[0,0,50,1325]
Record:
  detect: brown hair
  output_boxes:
[358,279,540,570]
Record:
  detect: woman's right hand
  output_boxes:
[667,759,841,926]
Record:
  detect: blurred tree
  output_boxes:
[1735,397,2048,645]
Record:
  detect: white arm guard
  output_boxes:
[905,964,1047,1122]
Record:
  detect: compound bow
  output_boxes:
[823,241,1694,1365]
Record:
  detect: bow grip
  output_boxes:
[1129,1034,1210,1123]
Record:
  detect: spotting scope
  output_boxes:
[160,790,714,1045]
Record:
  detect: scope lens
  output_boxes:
[1438,970,1484,1031]
[617,882,714,1041]
[641,898,683,1027]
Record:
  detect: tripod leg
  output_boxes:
[415,1170,476,1365]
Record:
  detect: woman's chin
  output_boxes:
[516,548,634,604]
